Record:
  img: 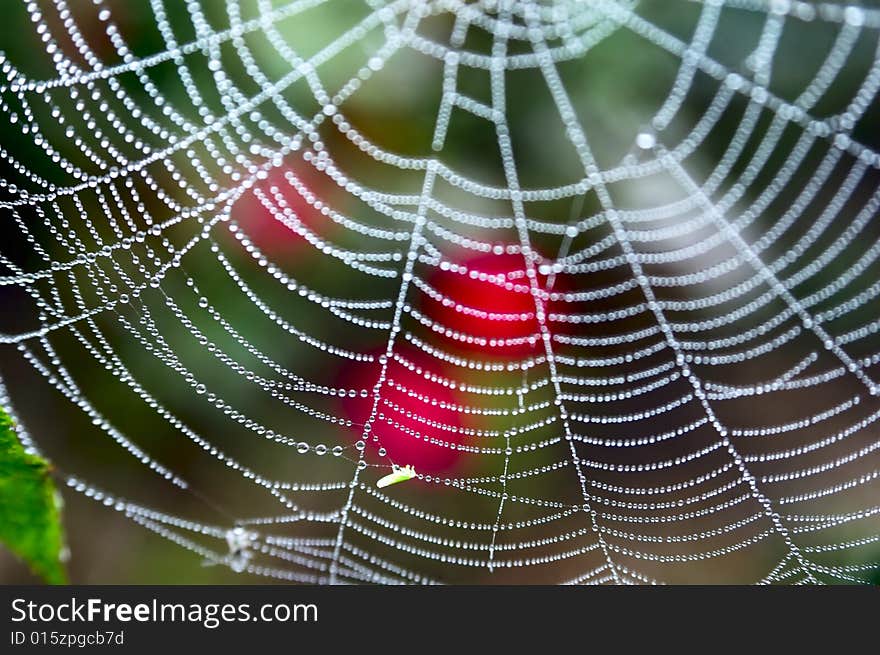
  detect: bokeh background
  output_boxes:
[1,0,880,584]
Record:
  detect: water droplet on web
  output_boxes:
[229,554,249,573]
[844,6,864,26]
[636,132,656,150]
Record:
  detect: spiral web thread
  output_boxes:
[1,0,880,584]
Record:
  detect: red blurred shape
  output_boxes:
[422,247,569,355]
[230,164,337,258]
[338,347,467,474]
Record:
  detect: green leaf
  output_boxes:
[0,407,67,584]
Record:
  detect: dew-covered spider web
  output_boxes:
[1,0,880,585]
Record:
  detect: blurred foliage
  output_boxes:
[0,408,67,584]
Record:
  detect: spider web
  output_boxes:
[1,0,880,585]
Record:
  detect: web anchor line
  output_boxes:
[327,165,434,584]
[523,2,825,584]
[498,7,625,585]
[328,3,440,584]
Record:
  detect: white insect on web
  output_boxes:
[377,464,417,488]
[1,0,879,585]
